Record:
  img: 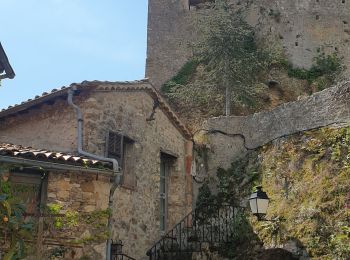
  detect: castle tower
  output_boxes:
[146,0,194,89]
[146,0,350,89]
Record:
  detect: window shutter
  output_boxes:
[107,131,136,189]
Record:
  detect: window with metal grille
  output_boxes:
[160,152,177,232]
[107,132,123,166]
[107,131,136,188]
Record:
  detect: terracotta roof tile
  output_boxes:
[0,79,192,140]
[0,143,112,169]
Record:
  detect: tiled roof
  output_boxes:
[0,143,112,170]
[0,42,15,79]
[93,81,192,139]
[0,80,147,115]
[0,79,192,139]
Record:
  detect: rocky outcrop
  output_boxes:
[200,81,350,177]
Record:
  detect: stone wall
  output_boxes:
[0,82,192,259]
[0,166,111,259]
[84,86,191,258]
[146,0,193,88]
[0,97,79,153]
[146,0,350,89]
[43,170,111,259]
[202,81,350,176]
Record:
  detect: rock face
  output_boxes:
[200,81,350,180]
[146,0,350,88]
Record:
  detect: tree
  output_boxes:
[194,0,271,115]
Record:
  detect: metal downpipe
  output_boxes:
[67,87,120,260]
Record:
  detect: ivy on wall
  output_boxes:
[45,203,111,245]
[286,53,345,92]
[197,126,350,258]
[0,165,34,260]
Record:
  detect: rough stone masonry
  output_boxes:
[202,81,350,176]
[146,0,350,89]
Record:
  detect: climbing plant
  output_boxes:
[287,52,345,91]
[44,203,111,245]
[0,165,34,260]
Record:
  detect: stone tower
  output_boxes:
[146,0,194,89]
[146,0,350,89]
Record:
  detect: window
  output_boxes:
[107,131,135,188]
[7,169,47,255]
[107,132,123,166]
[159,152,176,232]
[9,170,46,216]
[160,156,169,232]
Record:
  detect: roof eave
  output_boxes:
[0,43,15,80]
[0,155,114,176]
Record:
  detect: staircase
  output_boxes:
[146,204,243,260]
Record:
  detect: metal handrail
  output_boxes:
[112,253,136,260]
[146,204,243,259]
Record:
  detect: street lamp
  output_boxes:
[249,186,270,221]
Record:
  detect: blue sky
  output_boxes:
[0,0,148,109]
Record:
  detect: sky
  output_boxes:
[0,0,148,109]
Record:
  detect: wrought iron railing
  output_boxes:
[112,254,136,260]
[146,204,243,260]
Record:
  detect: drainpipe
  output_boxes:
[67,87,120,260]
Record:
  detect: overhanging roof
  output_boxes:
[0,42,15,80]
[0,80,192,139]
[0,143,113,174]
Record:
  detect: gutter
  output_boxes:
[67,87,120,260]
[0,155,113,176]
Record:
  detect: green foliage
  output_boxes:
[47,203,63,229]
[329,226,350,259]
[195,183,219,224]
[162,60,199,93]
[288,53,344,90]
[195,154,262,257]
[260,216,286,246]
[0,169,34,260]
[218,211,257,258]
[164,0,275,119]
[217,153,261,204]
[260,126,350,258]
[194,0,272,107]
[196,153,261,210]
[45,205,110,246]
[196,182,215,209]
[198,126,350,257]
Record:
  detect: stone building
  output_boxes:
[0,143,112,259]
[0,80,193,259]
[146,0,350,89]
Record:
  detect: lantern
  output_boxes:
[249,186,269,221]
